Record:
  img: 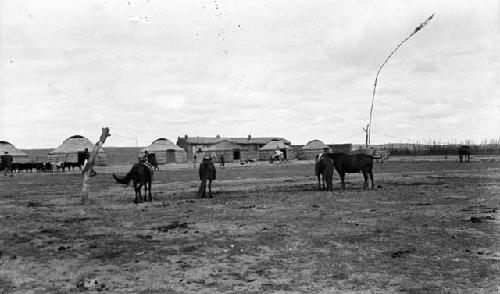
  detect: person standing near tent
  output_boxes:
[193,155,197,168]
[219,155,225,168]
[1,152,13,177]
[82,148,97,177]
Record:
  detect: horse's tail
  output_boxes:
[113,172,132,186]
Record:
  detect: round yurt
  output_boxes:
[0,141,30,163]
[300,140,330,160]
[49,135,107,165]
[259,140,294,161]
[141,138,187,164]
[203,140,242,162]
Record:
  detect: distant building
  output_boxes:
[259,140,294,161]
[141,138,187,164]
[177,135,291,161]
[49,135,107,165]
[327,144,352,153]
[299,140,330,160]
[0,141,30,163]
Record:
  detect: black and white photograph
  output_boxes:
[0,0,499,292]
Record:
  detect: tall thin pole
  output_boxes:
[368,13,435,146]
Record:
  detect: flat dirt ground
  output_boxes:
[1,157,499,293]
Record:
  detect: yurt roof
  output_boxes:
[141,138,185,152]
[0,141,29,157]
[260,140,292,151]
[49,135,104,154]
[302,140,329,150]
[204,140,241,151]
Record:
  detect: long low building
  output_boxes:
[177,135,291,162]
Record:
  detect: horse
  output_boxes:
[315,154,334,191]
[147,153,160,171]
[325,152,374,190]
[113,163,153,204]
[198,157,216,198]
[458,145,470,163]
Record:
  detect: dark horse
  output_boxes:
[147,153,160,171]
[315,154,334,191]
[198,157,216,198]
[325,152,374,190]
[458,145,471,163]
[113,163,153,204]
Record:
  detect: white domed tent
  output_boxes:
[300,140,330,160]
[141,138,187,164]
[49,135,107,165]
[0,141,30,163]
[259,140,294,161]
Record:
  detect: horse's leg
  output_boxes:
[317,174,321,190]
[134,183,139,204]
[362,171,368,190]
[148,180,152,201]
[199,180,206,198]
[369,170,374,189]
[208,179,213,198]
[137,183,144,202]
[340,173,346,190]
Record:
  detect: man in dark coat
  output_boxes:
[1,152,13,177]
[198,156,216,198]
[219,155,225,168]
[82,148,97,176]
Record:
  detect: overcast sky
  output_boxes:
[1,0,498,148]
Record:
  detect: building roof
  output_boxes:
[49,135,105,154]
[142,138,185,153]
[0,141,29,157]
[302,140,330,150]
[204,140,241,151]
[185,136,290,145]
[260,140,292,151]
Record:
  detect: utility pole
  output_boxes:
[368,13,434,147]
[81,127,111,205]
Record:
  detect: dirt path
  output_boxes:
[0,159,499,293]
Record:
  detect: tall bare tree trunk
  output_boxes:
[81,127,111,205]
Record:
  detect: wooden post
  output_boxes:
[363,124,369,148]
[81,127,111,205]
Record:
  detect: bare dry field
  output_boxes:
[1,157,499,293]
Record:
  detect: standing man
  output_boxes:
[1,152,13,177]
[219,154,225,168]
[82,148,97,177]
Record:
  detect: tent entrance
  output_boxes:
[233,150,241,160]
[166,150,176,163]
